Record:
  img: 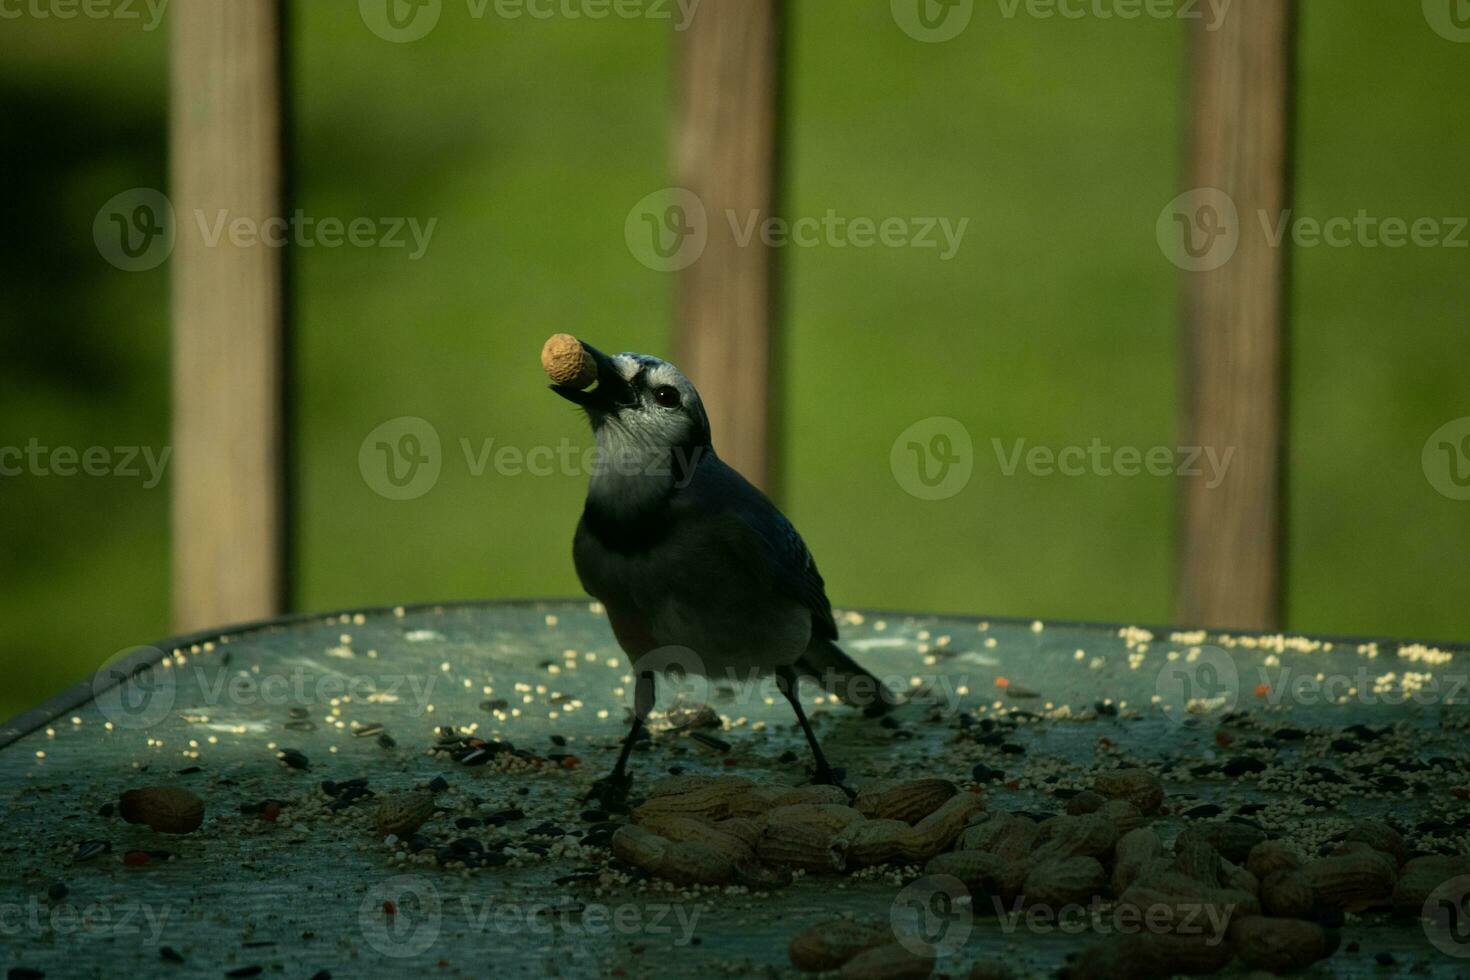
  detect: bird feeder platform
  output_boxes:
[2,600,1467,978]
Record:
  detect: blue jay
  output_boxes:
[548,339,895,808]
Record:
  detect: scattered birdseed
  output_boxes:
[73,841,110,863]
[689,732,731,753]
[276,749,310,770]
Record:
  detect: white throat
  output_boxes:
[587,418,678,520]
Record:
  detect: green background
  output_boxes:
[2,0,1467,721]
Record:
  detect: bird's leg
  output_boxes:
[776,666,853,798]
[586,669,655,811]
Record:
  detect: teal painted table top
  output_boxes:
[2,601,1468,979]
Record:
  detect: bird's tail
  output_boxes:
[795,637,899,715]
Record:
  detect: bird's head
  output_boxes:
[550,342,712,457]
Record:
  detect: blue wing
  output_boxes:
[683,453,839,642]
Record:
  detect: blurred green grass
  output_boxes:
[1,1,1467,722]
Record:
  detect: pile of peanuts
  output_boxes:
[608,769,1470,979]
[612,774,983,889]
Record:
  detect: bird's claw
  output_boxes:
[810,765,856,801]
[585,771,633,812]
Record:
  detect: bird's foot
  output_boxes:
[584,770,634,813]
[810,765,855,801]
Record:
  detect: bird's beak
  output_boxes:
[550,342,635,421]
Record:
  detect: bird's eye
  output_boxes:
[653,385,681,408]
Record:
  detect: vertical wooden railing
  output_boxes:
[170,0,290,631]
[672,0,783,489]
[160,0,1292,634]
[1176,0,1297,631]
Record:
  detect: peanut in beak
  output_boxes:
[541,333,597,389]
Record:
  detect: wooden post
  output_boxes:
[170,0,290,631]
[673,0,782,489]
[1176,0,1296,630]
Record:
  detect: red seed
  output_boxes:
[123,850,151,867]
[1214,731,1234,748]
[1253,683,1269,698]
[560,755,581,769]
[383,901,397,916]
[261,802,282,822]
[994,677,1010,689]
